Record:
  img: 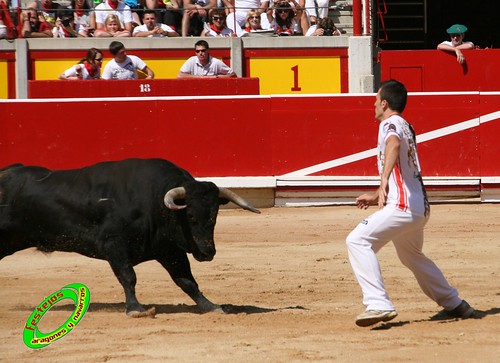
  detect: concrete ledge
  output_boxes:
[481,177,500,202]
[196,176,495,207]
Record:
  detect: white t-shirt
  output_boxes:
[133,23,177,37]
[305,24,341,36]
[234,0,264,13]
[202,23,234,37]
[439,40,474,47]
[378,114,428,216]
[102,55,147,80]
[95,2,133,27]
[304,0,329,19]
[64,64,101,79]
[179,55,234,76]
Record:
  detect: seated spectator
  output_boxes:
[304,0,328,25]
[145,0,182,32]
[94,0,134,35]
[28,0,69,27]
[200,8,234,37]
[437,24,474,65]
[223,0,270,37]
[21,8,53,38]
[71,0,94,37]
[0,19,5,40]
[133,9,179,37]
[294,0,308,35]
[0,0,15,39]
[181,0,215,37]
[242,8,271,34]
[102,41,154,79]
[305,17,340,36]
[94,13,131,37]
[52,13,79,37]
[268,1,299,36]
[177,39,236,78]
[123,0,143,25]
[58,48,103,79]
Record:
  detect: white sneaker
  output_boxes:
[355,310,398,327]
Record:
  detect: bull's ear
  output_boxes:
[218,198,230,206]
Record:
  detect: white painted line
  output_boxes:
[282,111,499,177]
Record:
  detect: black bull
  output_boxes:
[0,158,260,317]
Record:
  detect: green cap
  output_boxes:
[446,24,467,34]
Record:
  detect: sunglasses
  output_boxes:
[212,16,224,20]
[250,16,260,20]
[95,58,103,62]
[277,9,290,14]
[195,49,208,53]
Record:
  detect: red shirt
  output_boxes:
[34,21,52,32]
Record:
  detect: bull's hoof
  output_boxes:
[127,306,156,318]
[199,304,224,313]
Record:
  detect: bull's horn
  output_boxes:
[164,187,187,210]
[218,187,261,214]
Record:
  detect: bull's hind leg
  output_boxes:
[158,252,222,312]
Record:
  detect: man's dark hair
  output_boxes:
[379,79,407,113]
[109,41,125,56]
[317,17,336,36]
[142,9,156,18]
[195,40,209,50]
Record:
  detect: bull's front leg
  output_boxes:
[158,253,222,313]
[101,238,155,317]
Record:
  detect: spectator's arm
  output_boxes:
[89,11,96,29]
[258,1,269,15]
[177,71,196,78]
[221,0,234,13]
[456,42,474,50]
[21,15,31,37]
[217,71,236,78]
[145,0,156,9]
[30,30,53,37]
[199,0,216,11]
[124,22,133,33]
[143,66,154,79]
[437,43,467,64]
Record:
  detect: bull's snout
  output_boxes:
[193,240,216,262]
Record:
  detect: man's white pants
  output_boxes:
[346,207,462,311]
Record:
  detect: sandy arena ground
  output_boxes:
[0,204,499,362]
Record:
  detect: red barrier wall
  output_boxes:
[28,78,260,98]
[380,49,500,92]
[0,50,16,99]
[1,93,499,178]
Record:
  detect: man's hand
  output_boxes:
[455,48,465,64]
[378,178,388,208]
[355,192,378,210]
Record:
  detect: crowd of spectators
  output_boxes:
[0,0,344,39]
[57,39,235,80]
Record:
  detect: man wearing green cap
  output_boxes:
[437,24,474,64]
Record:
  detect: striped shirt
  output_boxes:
[377,114,429,216]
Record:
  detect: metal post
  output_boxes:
[353,0,362,36]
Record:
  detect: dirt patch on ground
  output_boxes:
[1,204,499,362]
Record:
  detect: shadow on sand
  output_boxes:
[371,307,500,331]
[22,302,306,315]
